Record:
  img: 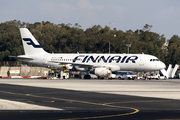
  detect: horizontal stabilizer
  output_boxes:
[9,55,34,60]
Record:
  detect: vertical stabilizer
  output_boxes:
[20,28,47,55]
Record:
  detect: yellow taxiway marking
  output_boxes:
[41,101,55,103]
[27,100,35,103]
[0,90,139,119]
[29,91,86,95]
[104,100,173,105]
[59,109,139,120]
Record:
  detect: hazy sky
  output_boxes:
[0,0,180,40]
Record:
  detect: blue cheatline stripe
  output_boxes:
[23,38,42,48]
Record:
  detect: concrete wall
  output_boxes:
[0,67,10,76]
[0,66,50,77]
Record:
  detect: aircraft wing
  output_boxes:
[49,61,120,71]
[49,61,94,68]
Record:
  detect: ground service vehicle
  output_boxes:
[115,71,137,80]
[147,73,167,80]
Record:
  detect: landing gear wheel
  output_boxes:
[98,76,104,79]
[84,75,91,79]
[156,76,160,80]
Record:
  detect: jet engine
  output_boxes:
[93,68,112,79]
[65,64,73,69]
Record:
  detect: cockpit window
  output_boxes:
[150,59,159,62]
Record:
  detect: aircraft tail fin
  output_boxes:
[20,28,47,55]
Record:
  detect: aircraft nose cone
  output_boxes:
[159,62,166,69]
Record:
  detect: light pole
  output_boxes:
[108,41,110,54]
[108,22,116,54]
[108,34,116,54]
[126,30,132,54]
[126,44,131,54]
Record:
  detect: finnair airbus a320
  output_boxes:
[12,28,166,78]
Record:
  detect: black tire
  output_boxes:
[156,76,160,80]
[98,76,104,79]
[84,75,91,79]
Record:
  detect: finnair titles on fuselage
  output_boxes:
[47,53,164,72]
[50,55,137,63]
[72,55,137,63]
[12,28,166,78]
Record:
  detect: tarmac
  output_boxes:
[0,78,180,120]
[0,99,61,110]
[1,78,180,100]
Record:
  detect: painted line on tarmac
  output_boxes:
[58,108,139,120]
[0,90,139,119]
[103,99,173,105]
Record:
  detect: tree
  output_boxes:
[166,35,180,65]
[0,20,178,66]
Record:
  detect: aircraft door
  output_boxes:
[139,55,144,66]
[43,54,48,65]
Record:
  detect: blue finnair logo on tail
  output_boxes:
[23,38,42,48]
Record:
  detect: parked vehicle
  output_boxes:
[147,73,167,80]
[115,71,137,80]
[111,74,116,79]
[147,73,160,80]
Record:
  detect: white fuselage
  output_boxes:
[19,53,165,72]
[17,28,166,74]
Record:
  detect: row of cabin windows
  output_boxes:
[150,59,159,61]
[51,59,73,61]
[51,59,119,61]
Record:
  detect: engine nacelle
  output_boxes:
[94,68,111,78]
[75,66,86,71]
[65,64,73,69]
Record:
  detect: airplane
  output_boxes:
[11,28,166,79]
